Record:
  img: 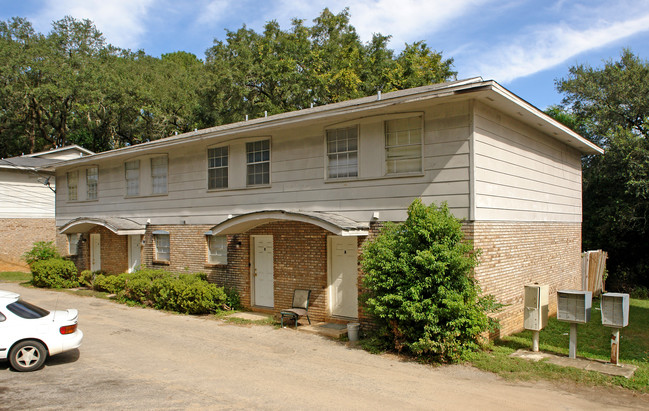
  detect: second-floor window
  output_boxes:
[151,156,168,194]
[86,167,98,200]
[67,171,78,201]
[326,126,358,179]
[125,160,140,196]
[385,116,423,174]
[246,140,270,186]
[208,146,228,189]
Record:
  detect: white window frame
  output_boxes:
[67,171,78,201]
[246,139,270,186]
[151,156,168,194]
[125,160,140,197]
[207,146,229,190]
[207,235,228,265]
[68,233,79,255]
[86,167,98,200]
[384,115,424,175]
[154,232,170,262]
[326,125,358,179]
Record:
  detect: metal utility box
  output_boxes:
[524,284,549,331]
[557,290,592,324]
[601,293,630,328]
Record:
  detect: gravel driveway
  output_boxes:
[1,282,647,410]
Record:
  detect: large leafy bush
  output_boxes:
[361,199,499,362]
[23,241,60,266]
[31,258,79,289]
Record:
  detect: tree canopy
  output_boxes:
[0,9,456,158]
[555,50,649,290]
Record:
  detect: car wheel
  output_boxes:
[9,340,48,372]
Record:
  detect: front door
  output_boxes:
[252,235,274,307]
[128,235,141,273]
[329,236,358,318]
[90,233,101,272]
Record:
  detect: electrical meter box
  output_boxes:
[524,284,549,331]
[557,290,592,324]
[601,293,629,328]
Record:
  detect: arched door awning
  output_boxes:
[207,210,369,236]
[59,217,145,235]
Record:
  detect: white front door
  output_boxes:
[329,236,358,318]
[128,235,141,273]
[252,235,274,307]
[90,233,101,272]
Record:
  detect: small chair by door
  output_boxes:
[280,289,311,328]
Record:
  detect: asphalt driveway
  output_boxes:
[1,282,647,410]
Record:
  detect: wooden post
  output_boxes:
[532,330,540,352]
[569,323,578,359]
[611,328,620,365]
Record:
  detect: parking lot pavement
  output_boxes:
[2,282,648,410]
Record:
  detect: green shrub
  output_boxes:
[31,258,79,289]
[92,270,228,314]
[224,286,242,310]
[79,270,94,287]
[23,241,60,266]
[361,199,501,363]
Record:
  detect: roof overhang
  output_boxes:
[59,217,146,235]
[208,210,369,236]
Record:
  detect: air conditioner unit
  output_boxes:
[557,290,592,324]
[601,293,629,328]
[524,284,549,331]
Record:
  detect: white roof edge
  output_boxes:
[26,144,95,158]
[488,82,603,155]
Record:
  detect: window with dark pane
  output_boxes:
[208,146,228,189]
[246,140,270,186]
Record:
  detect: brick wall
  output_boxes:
[0,218,56,272]
[469,221,582,337]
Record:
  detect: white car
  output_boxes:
[0,290,83,372]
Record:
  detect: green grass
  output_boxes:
[467,297,649,392]
[0,271,32,283]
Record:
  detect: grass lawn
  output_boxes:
[0,271,31,283]
[467,297,649,393]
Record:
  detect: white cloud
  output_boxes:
[470,11,649,82]
[32,0,155,49]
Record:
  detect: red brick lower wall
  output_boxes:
[0,218,56,272]
[467,221,582,337]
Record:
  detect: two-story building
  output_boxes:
[53,78,602,335]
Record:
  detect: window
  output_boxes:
[67,171,78,201]
[207,235,227,265]
[151,156,168,194]
[125,160,140,196]
[86,167,98,200]
[246,140,270,186]
[68,233,79,255]
[7,300,49,319]
[208,146,228,189]
[326,126,358,178]
[154,232,170,262]
[385,116,423,174]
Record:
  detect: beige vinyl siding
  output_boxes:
[55,99,473,226]
[472,101,582,222]
[0,170,55,218]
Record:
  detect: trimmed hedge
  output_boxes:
[31,258,79,289]
[93,270,229,315]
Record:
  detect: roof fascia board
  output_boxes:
[488,82,604,155]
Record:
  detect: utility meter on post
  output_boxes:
[557,290,592,359]
[601,292,630,365]
[523,284,549,352]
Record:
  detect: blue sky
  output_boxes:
[3,0,649,110]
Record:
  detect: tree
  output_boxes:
[360,199,498,362]
[556,50,649,289]
[203,8,456,124]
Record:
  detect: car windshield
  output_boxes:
[6,299,50,319]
